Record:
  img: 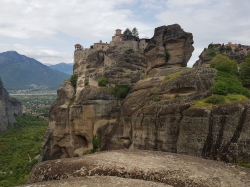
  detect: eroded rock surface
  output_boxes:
[0,79,22,132]
[22,176,171,187]
[28,150,250,187]
[145,24,194,72]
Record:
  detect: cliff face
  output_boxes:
[41,24,250,164]
[0,79,22,132]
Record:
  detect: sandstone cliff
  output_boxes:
[41,24,250,165]
[0,78,22,132]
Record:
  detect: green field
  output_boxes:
[0,115,48,187]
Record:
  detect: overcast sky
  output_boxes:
[0,0,250,67]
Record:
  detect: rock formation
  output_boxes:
[145,24,194,72]
[0,78,22,132]
[27,150,250,187]
[193,43,250,67]
[41,24,250,165]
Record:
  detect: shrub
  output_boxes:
[211,81,228,95]
[98,77,107,87]
[73,153,79,157]
[154,98,161,102]
[92,136,100,153]
[84,82,89,86]
[111,85,131,99]
[205,95,225,104]
[212,71,250,97]
[210,54,238,75]
[165,51,170,62]
[124,49,134,54]
[208,43,214,49]
[70,74,78,91]
[239,58,250,86]
[206,50,216,58]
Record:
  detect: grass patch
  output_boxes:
[236,157,250,168]
[191,94,249,109]
[163,69,190,82]
[68,97,75,107]
[164,71,182,82]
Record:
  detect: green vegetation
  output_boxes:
[210,54,238,74]
[68,97,76,107]
[154,98,161,102]
[163,69,190,82]
[236,157,250,168]
[124,49,134,55]
[98,77,107,87]
[206,50,217,58]
[83,136,100,155]
[165,51,170,62]
[191,94,248,109]
[212,71,250,97]
[239,53,250,86]
[92,136,100,153]
[70,74,78,92]
[84,82,89,87]
[210,54,250,98]
[123,27,139,41]
[205,44,232,60]
[205,95,225,104]
[110,85,131,99]
[13,94,57,118]
[0,115,48,187]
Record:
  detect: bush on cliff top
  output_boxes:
[210,54,238,75]
[210,54,250,98]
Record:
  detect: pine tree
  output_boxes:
[123,28,132,41]
[132,27,139,39]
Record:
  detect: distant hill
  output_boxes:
[0,51,70,90]
[49,62,73,75]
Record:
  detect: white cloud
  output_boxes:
[0,0,249,66]
[155,0,250,66]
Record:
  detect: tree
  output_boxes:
[70,74,78,91]
[210,54,238,75]
[240,57,250,86]
[132,27,139,39]
[123,28,132,41]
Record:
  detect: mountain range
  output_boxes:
[49,62,73,75]
[0,51,70,90]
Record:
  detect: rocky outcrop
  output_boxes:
[41,24,250,165]
[22,176,170,187]
[0,78,22,132]
[27,150,250,187]
[193,43,249,67]
[145,24,194,72]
